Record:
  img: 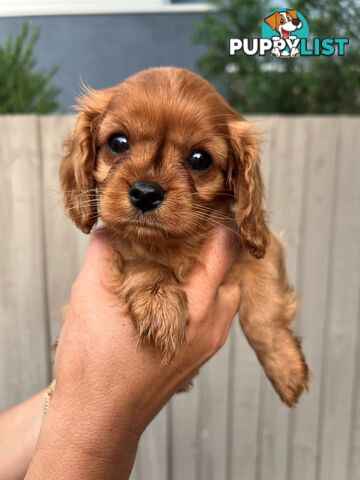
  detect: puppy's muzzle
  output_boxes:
[129,181,165,213]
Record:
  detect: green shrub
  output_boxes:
[193,0,360,113]
[0,22,61,113]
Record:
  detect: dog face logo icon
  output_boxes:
[262,9,309,57]
[265,10,302,40]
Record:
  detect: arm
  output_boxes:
[0,391,45,480]
[20,226,239,479]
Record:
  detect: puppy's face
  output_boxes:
[265,10,302,37]
[93,74,230,243]
[61,68,269,258]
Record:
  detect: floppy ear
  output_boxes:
[286,9,298,19]
[264,12,280,31]
[60,87,112,233]
[227,120,269,259]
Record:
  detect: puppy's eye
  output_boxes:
[187,151,212,172]
[107,134,129,154]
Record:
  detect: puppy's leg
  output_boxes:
[227,233,310,406]
[115,263,189,362]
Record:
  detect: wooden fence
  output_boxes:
[0,115,359,480]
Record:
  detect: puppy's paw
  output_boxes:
[272,47,281,57]
[290,47,300,57]
[129,284,189,362]
[262,335,310,407]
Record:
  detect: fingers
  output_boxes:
[184,282,240,366]
[184,225,239,313]
[213,283,241,343]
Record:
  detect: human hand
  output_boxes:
[26,226,240,479]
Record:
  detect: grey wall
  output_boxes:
[0,14,206,109]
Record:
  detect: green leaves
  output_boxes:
[0,21,61,113]
[193,0,360,113]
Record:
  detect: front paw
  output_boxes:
[272,47,281,57]
[290,47,300,57]
[128,284,189,362]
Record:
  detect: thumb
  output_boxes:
[77,227,114,284]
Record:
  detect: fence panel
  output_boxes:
[0,115,359,480]
[317,118,360,480]
[0,116,50,410]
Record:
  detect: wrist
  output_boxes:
[27,389,139,480]
[51,383,141,446]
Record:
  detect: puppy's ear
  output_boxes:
[286,9,298,19]
[60,87,112,233]
[264,12,281,31]
[227,120,269,259]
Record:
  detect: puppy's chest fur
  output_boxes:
[111,229,214,284]
[110,202,236,282]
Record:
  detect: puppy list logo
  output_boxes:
[229,8,349,58]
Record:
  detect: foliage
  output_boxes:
[193,0,360,113]
[0,22,61,113]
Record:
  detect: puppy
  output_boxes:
[265,9,302,57]
[60,67,309,406]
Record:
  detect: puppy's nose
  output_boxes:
[292,18,300,26]
[129,181,165,212]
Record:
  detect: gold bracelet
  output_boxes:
[44,379,56,415]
